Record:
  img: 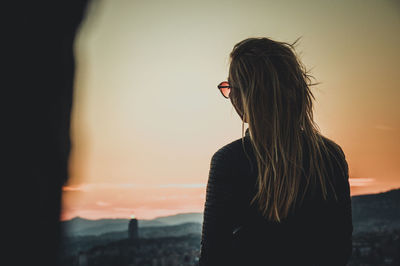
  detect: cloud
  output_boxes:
[63,182,207,192]
[62,186,85,192]
[349,178,374,187]
[62,183,147,192]
[96,201,111,207]
[158,183,206,188]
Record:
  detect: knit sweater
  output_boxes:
[199,130,353,266]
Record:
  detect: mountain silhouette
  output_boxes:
[62,189,400,237]
[62,212,203,237]
[352,188,400,233]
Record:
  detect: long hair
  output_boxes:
[229,37,339,222]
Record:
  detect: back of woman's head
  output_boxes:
[229,37,341,222]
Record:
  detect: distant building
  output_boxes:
[129,215,139,240]
[77,252,88,266]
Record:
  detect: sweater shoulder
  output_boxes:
[320,135,346,159]
[211,137,250,162]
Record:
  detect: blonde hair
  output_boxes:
[229,37,341,222]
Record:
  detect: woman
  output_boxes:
[199,38,353,266]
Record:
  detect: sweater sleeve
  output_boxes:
[317,145,353,265]
[337,147,353,264]
[199,147,235,266]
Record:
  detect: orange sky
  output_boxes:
[61,0,400,221]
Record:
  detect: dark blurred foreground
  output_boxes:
[7,1,89,265]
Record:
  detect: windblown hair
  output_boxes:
[229,37,340,222]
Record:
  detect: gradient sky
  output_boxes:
[62,0,400,220]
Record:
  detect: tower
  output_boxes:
[128,215,139,240]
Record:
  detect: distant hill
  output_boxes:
[62,212,203,237]
[143,212,203,226]
[62,189,400,237]
[352,188,400,234]
[62,217,129,237]
[140,222,202,238]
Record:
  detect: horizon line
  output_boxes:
[61,187,399,222]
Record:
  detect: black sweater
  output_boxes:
[199,130,353,266]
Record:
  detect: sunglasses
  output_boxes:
[217,81,231,99]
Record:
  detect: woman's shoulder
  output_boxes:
[320,135,346,159]
[319,135,348,175]
[318,135,350,199]
[211,135,252,163]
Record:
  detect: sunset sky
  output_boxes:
[62,0,400,221]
